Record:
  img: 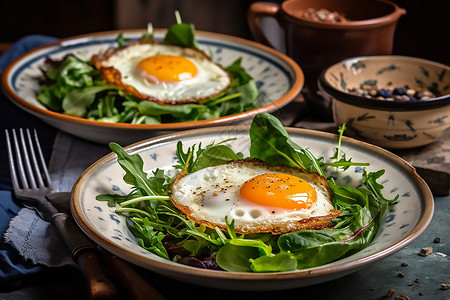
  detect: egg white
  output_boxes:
[170,160,336,234]
[95,43,231,103]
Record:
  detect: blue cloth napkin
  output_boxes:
[0,35,58,289]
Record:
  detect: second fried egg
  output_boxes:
[92,43,231,104]
[170,159,341,235]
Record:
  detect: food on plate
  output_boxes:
[92,43,231,104]
[97,113,397,272]
[37,13,258,124]
[171,159,341,235]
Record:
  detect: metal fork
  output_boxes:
[6,128,58,220]
[5,128,120,300]
[6,129,166,300]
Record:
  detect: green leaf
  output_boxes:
[138,100,204,118]
[249,113,323,174]
[62,85,116,117]
[95,113,398,273]
[191,145,241,173]
[95,193,129,207]
[116,33,129,48]
[363,169,399,204]
[277,183,387,269]
[134,218,170,259]
[109,143,167,196]
[163,12,199,50]
[225,58,252,85]
[216,243,260,272]
[250,252,297,272]
[174,140,241,174]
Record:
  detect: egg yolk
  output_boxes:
[239,173,317,210]
[137,55,198,82]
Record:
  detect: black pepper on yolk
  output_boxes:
[170,158,342,235]
[239,173,317,210]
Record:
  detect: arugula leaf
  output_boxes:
[363,169,399,204]
[109,142,168,196]
[96,113,397,273]
[134,218,170,259]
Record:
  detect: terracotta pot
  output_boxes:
[248,0,406,118]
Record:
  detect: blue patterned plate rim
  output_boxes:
[1,29,304,130]
[71,125,434,290]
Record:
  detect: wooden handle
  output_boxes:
[100,249,166,300]
[77,250,120,300]
[51,213,120,300]
[247,2,280,48]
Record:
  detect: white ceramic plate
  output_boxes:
[71,126,433,291]
[1,30,303,145]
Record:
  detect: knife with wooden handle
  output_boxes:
[48,197,120,299]
[48,192,166,300]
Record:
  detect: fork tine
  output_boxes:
[8,129,31,190]
[30,128,52,188]
[5,129,22,190]
[24,128,44,188]
[18,128,38,189]
[5,128,53,192]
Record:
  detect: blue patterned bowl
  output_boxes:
[318,55,450,149]
[71,126,433,290]
[1,29,303,145]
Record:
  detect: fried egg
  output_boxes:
[170,159,341,235]
[92,42,231,104]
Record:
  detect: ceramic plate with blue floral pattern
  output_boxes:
[71,126,433,291]
[1,30,303,145]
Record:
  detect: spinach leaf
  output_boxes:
[215,243,260,272]
[276,192,387,269]
[37,32,258,124]
[62,85,116,117]
[225,58,252,86]
[216,218,274,272]
[96,114,397,273]
[174,140,242,174]
[163,11,199,50]
[116,33,129,49]
[138,100,205,118]
[249,113,324,175]
[250,252,297,272]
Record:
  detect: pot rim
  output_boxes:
[281,0,406,30]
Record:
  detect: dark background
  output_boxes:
[0,0,448,65]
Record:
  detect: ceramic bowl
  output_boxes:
[318,55,450,149]
[71,126,433,291]
[248,0,406,118]
[1,29,303,145]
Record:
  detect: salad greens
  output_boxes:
[97,113,397,272]
[37,14,258,124]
